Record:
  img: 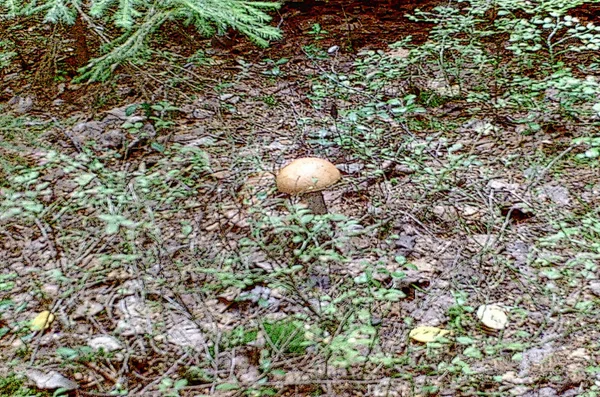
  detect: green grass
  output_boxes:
[0,374,50,397]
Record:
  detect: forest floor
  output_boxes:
[1,0,600,396]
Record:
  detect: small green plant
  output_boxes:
[260,95,278,106]
[261,57,288,78]
[148,100,180,131]
[573,136,600,164]
[308,23,328,40]
[302,44,328,60]
[158,378,188,397]
[0,373,50,397]
[0,40,16,70]
[220,326,258,350]
[187,50,215,67]
[263,320,306,354]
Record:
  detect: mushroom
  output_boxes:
[276,157,341,215]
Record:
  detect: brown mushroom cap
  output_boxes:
[276,157,341,194]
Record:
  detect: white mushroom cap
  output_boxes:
[276,157,341,194]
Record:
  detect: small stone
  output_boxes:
[267,140,288,151]
[327,45,340,54]
[239,366,260,384]
[26,370,78,391]
[41,284,60,297]
[9,95,34,113]
[588,281,600,297]
[73,300,104,319]
[167,319,206,348]
[537,185,570,206]
[219,93,240,104]
[537,387,557,397]
[88,335,122,352]
[569,348,590,360]
[510,386,530,396]
[412,257,434,272]
[194,136,217,146]
[99,129,124,148]
[394,164,414,174]
[477,304,508,330]
[336,163,364,174]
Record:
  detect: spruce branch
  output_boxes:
[2,0,283,81]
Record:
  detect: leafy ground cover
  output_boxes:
[1,0,600,396]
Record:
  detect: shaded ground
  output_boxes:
[2,1,600,396]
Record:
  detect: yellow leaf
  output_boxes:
[409,326,450,343]
[31,310,55,331]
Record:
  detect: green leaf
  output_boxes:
[21,201,44,213]
[585,148,600,158]
[541,268,562,279]
[463,346,483,359]
[174,379,188,389]
[181,224,193,236]
[0,282,15,292]
[504,342,525,352]
[300,214,314,224]
[456,336,475,345]
[75,173,96,186]
[56,347,79,360]
[105,222,120,234]
[216,383,239,391]
[13,171,39,184]
[0,207,23,220]
[354,273,369,284]
[151,142,165,152]
[329,214,347,221]
[394,255,407,265]
[53,388,70,397]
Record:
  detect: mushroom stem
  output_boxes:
[304,192,328,215]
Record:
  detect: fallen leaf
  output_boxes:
[477,304,508,330]
[31,310,55,331]
[409,326,450,343]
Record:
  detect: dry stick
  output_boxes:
[84,362,118,383]
[34,218,58,260]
